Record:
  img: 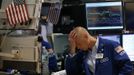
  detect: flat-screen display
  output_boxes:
[52,34,69,54]
[86,1,123,30]
[99,35,121,44]
[123,34,134,61]
[125,2,134,30]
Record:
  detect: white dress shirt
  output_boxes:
[87,37,99,73]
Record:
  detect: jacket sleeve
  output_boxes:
[65,51,84,75]
[48,53,58,72]
[42,40,52,49]
[42,41,58,72]
[112,41,133,75]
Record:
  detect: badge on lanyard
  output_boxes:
[96,53,104,59]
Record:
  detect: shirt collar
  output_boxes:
[92,37,99,51]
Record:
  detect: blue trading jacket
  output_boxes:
[65,37,133,75]
[42,41,58,72]
[42,40,52,49]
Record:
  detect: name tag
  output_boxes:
[96,53,103,59]
[100,57,109,63]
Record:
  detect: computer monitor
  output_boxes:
[124,2,134,30]
[52,34,69,54]
[99,34,121,44]
[85,1,123,30]
[122,34,134,61]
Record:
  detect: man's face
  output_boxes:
[75,37,89,51]
[41,16,47,20]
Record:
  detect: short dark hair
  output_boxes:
[37,36,43,42]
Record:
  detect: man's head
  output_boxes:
[41,15,48,21]
[37,36,43,42]
[69,26,96,51]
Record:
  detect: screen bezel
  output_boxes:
[124,2,134,31]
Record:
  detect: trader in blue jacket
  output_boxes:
[37,36,58,73]
[65,26,133,75]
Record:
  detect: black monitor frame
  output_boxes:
[124,2,134,31]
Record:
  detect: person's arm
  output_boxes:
[42,40,58,72]
[42,41,52,52]
[48,52,58,72]
[113,42,133,75]
[65,50,84,75]
[65,31,84,75]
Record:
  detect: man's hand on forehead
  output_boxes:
[69,30,77,39]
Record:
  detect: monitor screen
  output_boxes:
[52,34,69,54]
[123,34,134,61]
[85,1,123,30]
[125,2,134,30]
[99,35,121,44]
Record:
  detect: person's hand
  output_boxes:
[68,30,77,54]
[47,49,53,53]
[68,37,76,54]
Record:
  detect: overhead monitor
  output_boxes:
[85,1,123,30]
[122,34,134,61]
